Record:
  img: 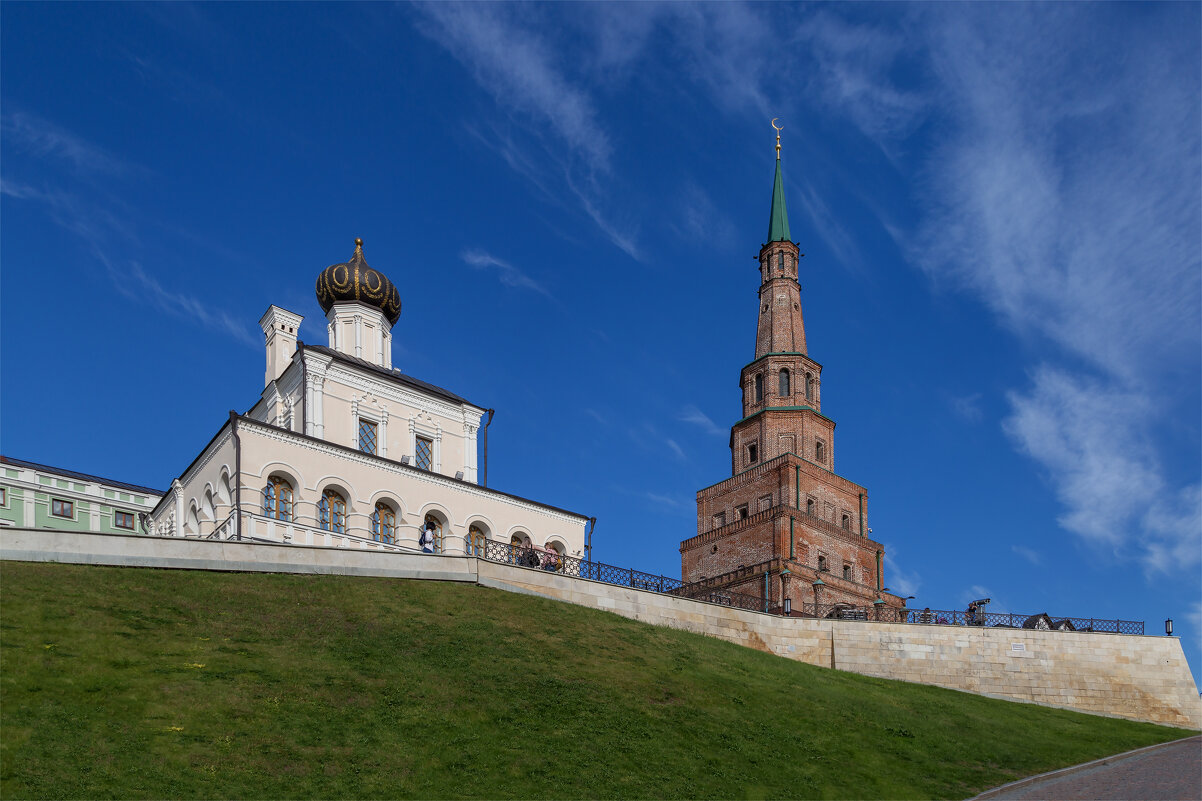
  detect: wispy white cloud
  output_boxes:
[949,393,984,424]
[882,547,921,599]
[413,3,641,259]
[2,111,135,177]
[679,404,724,437]
[1011,545,1042,567]
[798,8,1200,581]
[461,249,552,297]
[665,438,686,461]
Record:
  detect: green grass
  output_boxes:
[0,562,1190,800]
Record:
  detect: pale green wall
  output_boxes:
[0,482,154,534]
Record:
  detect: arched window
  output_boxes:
[263,476,293,521]
[467,524,486,557]
[779,368,790,398]
[371,502,396,544]
[841,514,851,530]
[806,498,815,516]
[843,564,852,581]
[424,514,444,553]
[818,555,828,573]
[815,441,826,464]
[777,252,784,271]
[805,373,814,401]
[318,489,346,534]
[754,373,763,403]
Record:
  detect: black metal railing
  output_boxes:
[480,540,780,614]
[801,603,1143,634]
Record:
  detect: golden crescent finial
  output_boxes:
[772,118,782,160]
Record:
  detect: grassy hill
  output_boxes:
[0,562,1190,799]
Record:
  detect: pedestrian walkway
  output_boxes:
[972,736,1200,800]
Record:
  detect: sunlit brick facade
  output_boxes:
[681,135,904,616]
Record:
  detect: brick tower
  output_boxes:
[681,126,904,617]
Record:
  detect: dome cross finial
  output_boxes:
[771,117,783,161]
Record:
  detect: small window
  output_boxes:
[841,514,851,530]
[748,442,758,465]
[358,419,378,455]
[753,374,763,403]
[415,436,434,471]
[806,498,816,516]
[818,555,828,573]
[0,487,6,506]
[736,504,749,520]
[815,441,826,463]
[318,489,347,534]
[51,498,73,518]
[759,494,772,512]
[843,564,852,581]
[777,252,784,271]
[779,369,790,398]
[114,511,135,530]
[371,502,396,543]
[712,512,726,528]
[805,373,814,401]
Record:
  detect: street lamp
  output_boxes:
[1165,618,1174,636]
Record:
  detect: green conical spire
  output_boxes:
[767,158,792,243]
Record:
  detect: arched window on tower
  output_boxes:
[806,498,816,517]
[841,514,851,531]
[815,441,826,464]
[779,368,790,398]
[818,555,828,573]
[754,373,763,403]
[805,373,814,401]
[371,502,396,543]
[263,476,293,522]
[778,252,784,271]
[318,489,346,534]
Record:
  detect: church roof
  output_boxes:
[300,343,477,408]
[316,239,402,325]
[767,158,792,243]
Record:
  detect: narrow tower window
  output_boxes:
[818,555,828,572]
[779,368,790,397]
[843,564,852,580]
[806,498,815,516]
[748,443,758,464]
[754,374,763,403]
[815,441,826,464]
[841,514,851,530]
[805,373,814,401]
[778,252,784,271]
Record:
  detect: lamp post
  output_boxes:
[812,577,825,615]
[1166,618,1174,636]
[780,568,792,616]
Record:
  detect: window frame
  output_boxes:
[0,486,6,506]
[779,368,790,398]
[318,489,347,534]
[371,502,396,543]
[262,476,294,522]
[415,436,434,471]
[815,440,826,464]
[51,498,74,519]
[357,418,379,456]
[753,373,763,403]
[114,510,136,530]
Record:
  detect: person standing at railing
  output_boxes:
[543,546,560,572]
[420,521,436,554]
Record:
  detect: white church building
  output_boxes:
[146,239,590,559]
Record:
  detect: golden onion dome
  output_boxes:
[315,238,401,325]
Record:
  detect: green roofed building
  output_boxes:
[0,456,163,534]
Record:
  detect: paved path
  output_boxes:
[973,736,1201,800]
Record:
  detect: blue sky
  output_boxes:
[3,3,1200,683]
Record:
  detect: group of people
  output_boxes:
[416,521,562,572]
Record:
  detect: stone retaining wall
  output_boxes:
[3,527,1198,728]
